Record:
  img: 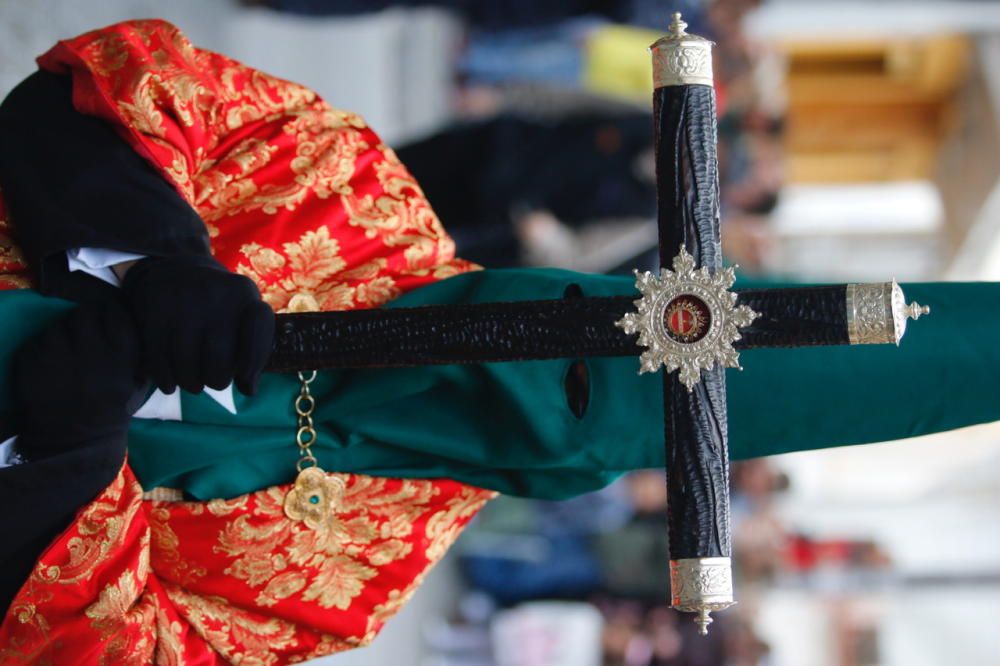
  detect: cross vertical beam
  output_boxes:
[651,13,735,633]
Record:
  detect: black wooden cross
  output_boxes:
[268,12,929,634]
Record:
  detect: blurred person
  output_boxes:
[458,481,635,604]
[644,605,683,664]
[625,468,668,514]
[722,121,784,216]
[245,0,633,29]
[243,0,713,33]
[598,598,655,665]
[705,0,764,95]
[397,112,657,266]
[722,615,772,666]
[458,471,669,605]
[784,534,893,576]
[715,110,785,273]
[731,460,790,584]
[598,597,753,666]
[1,17,999,665]
[733,510,787,583]
[852,539,892,570]
[721,212,775,273]
[732,459,790,508]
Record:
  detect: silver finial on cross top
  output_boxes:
[651,11,714,87]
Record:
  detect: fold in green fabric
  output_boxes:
[1,269,996,500]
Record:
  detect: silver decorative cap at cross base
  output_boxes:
[670,557,736,635]
[650,12,714,88]
[615,246,759,390]
[846,281,930,345]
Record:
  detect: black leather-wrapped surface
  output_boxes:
[654,83,731,561]
[737,285,849,348]
[654,87,722,271]
[268,297,637,371]
[266,285,851,372]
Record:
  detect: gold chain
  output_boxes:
[284,369,338,530]
[294,370,319,472]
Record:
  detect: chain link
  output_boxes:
[295,370,319,472]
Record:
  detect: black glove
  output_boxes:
[12,299,149,460]
[121,254,274,395]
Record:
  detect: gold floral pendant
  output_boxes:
[283,466,345,530]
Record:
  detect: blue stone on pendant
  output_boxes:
[309,495,320,505]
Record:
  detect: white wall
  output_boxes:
[0,0,459,143]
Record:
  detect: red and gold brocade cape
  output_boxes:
[0,20,495,664]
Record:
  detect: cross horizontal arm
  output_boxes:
[266,284,897,372]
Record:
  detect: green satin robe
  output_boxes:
[1,269,995,500]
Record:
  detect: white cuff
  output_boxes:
[0,436,18,468]
[67,248,147,287]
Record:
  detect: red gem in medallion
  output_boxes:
[664,295,710,343]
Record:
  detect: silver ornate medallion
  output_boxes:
[615,246,759,390]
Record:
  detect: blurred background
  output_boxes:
[3,0,999,664]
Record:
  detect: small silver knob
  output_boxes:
[907,302,930,321]
[668,12,689,37]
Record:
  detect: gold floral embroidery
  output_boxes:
[358,489,494,641]
[194,138,277,218]
[87,20,322,203]
[86,531,155,664]
[86,570,142,637]
[1,192,32,288]
[149,505,207,586]
[337,258,387,281]
[224,112,368,220]
[219,69,319,133]
[55,468,142,585]
[162,153,194,201]
[343,146,455,270]
[204,494,251,517]
[81,532,155,664]
[286,113,369,199]
[212,473,490,626]
[1,467,493,663]
[0,470,150,662]
[80,32,130,77]
[103,25,214,135]
[286,227,348,284]
[300,555,378,611]
[433,261,475,280]
[356,276,400,306]
[227,135,465,312]
[237,226,374,313]
[65,19,475,318]
[116,72,166,137]
[426,486,495,561]
[165,586,299,665]
[100,631,154,666]
[255,570,308,608]
[0,275,31,289]
[217,518,294,587]
[153,601,185,666]
[0,231,25,266]
[148,49,214,129]
[290,633,358,662]
[361,568,431,644]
